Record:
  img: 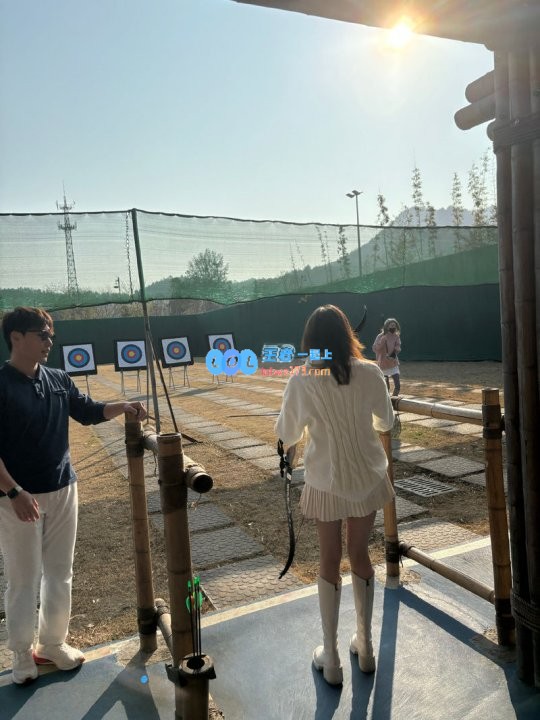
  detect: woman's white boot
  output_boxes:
[349,573,376,673]
[313,576,343,685]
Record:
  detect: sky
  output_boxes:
[0,0,495,226]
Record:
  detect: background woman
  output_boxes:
[276,305,394,685]
[372,318,402,396]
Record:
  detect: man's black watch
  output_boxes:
[7,485,23,499]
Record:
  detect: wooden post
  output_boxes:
[125,413,157,652]
[494,48,534,684]
[509,47,540,687]
[380,430,399,578]
[529,42,540,688]
[482,388,515,646]
[156,432,193,719]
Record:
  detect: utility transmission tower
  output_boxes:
[57,191,79,296]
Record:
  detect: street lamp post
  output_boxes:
[346,190,363,278]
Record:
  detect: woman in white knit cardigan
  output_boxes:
[276,305,395,685]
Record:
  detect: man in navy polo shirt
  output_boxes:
[0,307,147,684]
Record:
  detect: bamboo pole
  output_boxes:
[125,413,157,652]
[527,44,540,688]
[399,543,495,603]
[391,396,483,425]
[380,431,399,578]
[494,48,533,684]
[156,432,193,719]
[509,47,540,687]
[465,70,494,102]
[482,388,514,646]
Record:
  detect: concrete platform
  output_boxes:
[2,538,539,719]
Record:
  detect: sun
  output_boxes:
[386,20,414,49]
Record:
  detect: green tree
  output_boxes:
[411,165,424,258]
[425,202,437,258]
[186,249,229,284]
[376,192,391,268]
[336,225,351,279]
[451,172,465,252]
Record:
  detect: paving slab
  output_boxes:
[393,446,447,463]
[234,444,277,460]
[375,496,425,527]
[417,456,486,478]
[205,429,245,441]
[202,556,304,610]
[398,518,482,551]
[251,456,283,471]
[411,418,460,429]
[187,420,224,430]
[444,423,483,436]
[395,412,426,423]
[191,526,264,569]
[219,436,265,450]
[187,503,234,533]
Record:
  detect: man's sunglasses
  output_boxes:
[30,330,55,342]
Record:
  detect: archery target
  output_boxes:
[115,340,147,370]
[161,336,192,367]
[61,343,97,375]
[207,333,235,354]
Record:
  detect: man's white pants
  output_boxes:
[0,483,78,652]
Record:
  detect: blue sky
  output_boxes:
[0,0,494,225]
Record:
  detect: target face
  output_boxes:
[115,340,147,370]
[161,336,192,367]
[207,333,235,354]
[61,344,97,375]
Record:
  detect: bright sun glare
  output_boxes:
[386,21,414,49]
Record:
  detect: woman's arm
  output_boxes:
[275,377,306,448]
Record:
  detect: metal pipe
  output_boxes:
[131,208,161,431]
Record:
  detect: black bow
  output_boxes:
[277,439,295,579]
[354,305,368,336]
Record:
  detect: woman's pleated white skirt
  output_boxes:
[299,475,395,521]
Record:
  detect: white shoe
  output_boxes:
[313,577,343,686]
[33,642,85,671]
[350,573,376,673]
[12,649,38,684]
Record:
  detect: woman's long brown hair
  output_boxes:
[301,305,365,385]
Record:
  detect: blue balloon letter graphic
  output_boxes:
[206,349,223,375]
[223,349,240,376]
[239,349,258,375]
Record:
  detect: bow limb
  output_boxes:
[277,441,297,579]
[354,305,368,336]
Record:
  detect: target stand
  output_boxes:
[160,336,193,390]
[114,340,147,395]
[207,333,236,385]
[61,344,97,393]
[120,368,144,395]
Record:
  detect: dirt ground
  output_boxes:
[65,360,503,648]
[56,359,503,718]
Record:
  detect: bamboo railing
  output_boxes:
[381,389,514,646]
[125,414,215,720]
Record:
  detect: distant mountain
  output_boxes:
[392,206,476,226]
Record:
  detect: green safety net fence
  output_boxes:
[0,209,498,313]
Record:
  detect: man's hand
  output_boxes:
[103,400,148,421]
[123,401,147,421]
[12,491,40,522]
